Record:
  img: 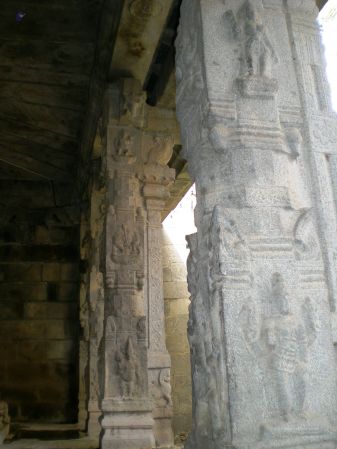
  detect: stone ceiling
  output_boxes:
[0,0,327,188]
[0,0,105,182]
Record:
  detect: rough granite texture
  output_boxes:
[176,1,337,449]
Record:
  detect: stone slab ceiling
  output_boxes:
[0,0,103,181]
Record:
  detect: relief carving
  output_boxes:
[143,135,173,166]
[211,206,250,261]
[186,233,227,447]
[240,273,317,426]
[238,0,278,78]
[111,224,141,264]
[113,130,136,162]
[224,1,279,97]
[115,337,140,398]
[284,127,302,159]
[294,209,320,260]
[175,0,204,103]
[150,369,173,408]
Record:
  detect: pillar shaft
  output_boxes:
[99,80,174,449]
[142,167,175,449]
[176,1,337,449]
[87,161,105,437]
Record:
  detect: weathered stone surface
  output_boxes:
[176,1,337,449]
[80,79,175,448]
[162,229,192,439]
[0,202,80,423]
[0,400,10,444]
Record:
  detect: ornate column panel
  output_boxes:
[100,80,155,449]
[139,134,175,449]
[176,1,337,449]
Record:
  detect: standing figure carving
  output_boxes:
[111,224,141,263]
[239,1,278,78]
[240,274,317,423]
[224,1,278,79]
[115,337,140,398]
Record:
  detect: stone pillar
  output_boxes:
[176,1,337,449]
[141,136,175,448]
[87,160,105,438]
[100,80,175,449]
[100,81,155,449]
[78,208,90,430]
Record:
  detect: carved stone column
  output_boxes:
[78,207,90,430]
[87,160,105,437]
[100,81,155,449]
[176,1,337,449]
[140,135,175,449]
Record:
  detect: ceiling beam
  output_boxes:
[144,0,181,106]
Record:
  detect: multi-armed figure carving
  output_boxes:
[241,273,317,423]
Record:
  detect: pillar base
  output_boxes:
[186,430,337,449]
[148,352,174,449]
[101,399,155,449]
[87,408,102,438]
[153,416,174,449]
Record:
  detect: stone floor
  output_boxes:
[3,438,98,449]
[4,442,183,449]
[3,424,184,449]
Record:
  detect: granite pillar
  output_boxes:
[87,161,105,438]
[141,136,175,448]
[100,80,174,449]
[175,1,337,449]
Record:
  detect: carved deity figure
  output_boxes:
[186,233,227,448]
[159,369,173,406]
[144,135,173,166]
[151,369,173,408]
[114,131,135,160]
[115,337,140,398]
[239,1,278,78]
[0,400,10,444]
[111,224,140,262]
[187,289,224,444]
[241,273,316,422]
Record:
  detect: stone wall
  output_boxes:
[0,181,80,423]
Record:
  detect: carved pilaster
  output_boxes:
[78,207,90,430]
[176,1,337,449]
[100,81,155,449]
[139,134,175,449]
[87,160,106,438]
